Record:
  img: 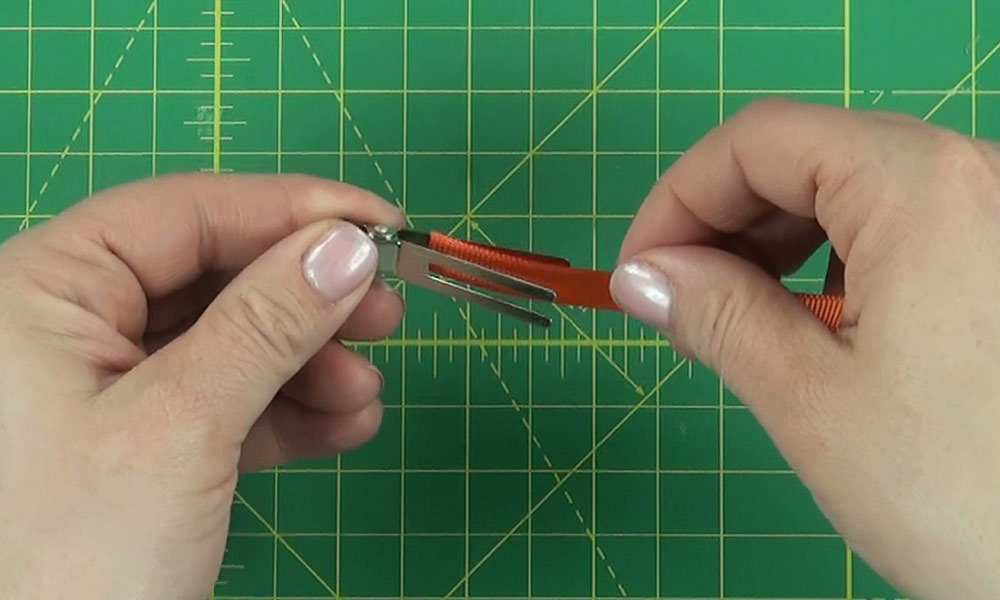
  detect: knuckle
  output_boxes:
[733,97,793,124]
[814,152,882,254]
[926,130,992,183]
[224,285,315,370]
[133,367,244,462]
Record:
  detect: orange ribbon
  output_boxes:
[427,231,843,331]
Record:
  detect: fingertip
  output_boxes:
[237,397,386,472]
[382,276,405,308]
[282,340,384,414]
[375,275,405,312]
[339,181,406,229]
[337,277,404,341]
[334,399,385,451]
[278,173,405,229]
[360,398,385,435]
[356,360,385,410]
[384,203,408,229]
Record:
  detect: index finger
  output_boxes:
[618,99,907,263]
[72,173,404,296]
[16,173,404,344]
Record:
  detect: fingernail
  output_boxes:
[303,223,377,301]
[367,361,385,395]
[609,260,674,330]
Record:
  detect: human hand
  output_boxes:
[610,99,1000,598]
[0,174,405,600]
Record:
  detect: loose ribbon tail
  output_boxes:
[427,231,844,332]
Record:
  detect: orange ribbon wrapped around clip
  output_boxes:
[426,231,844,331]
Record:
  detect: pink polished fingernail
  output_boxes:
[303,223,377,301]
[609,260,674,330]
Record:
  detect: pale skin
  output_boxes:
[0,99,997,599]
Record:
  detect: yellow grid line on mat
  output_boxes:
[439,359,691,600]
[279,0,400,206]
[97,4,998,599]
[233,490,342,600]
[924,36,1000,121]
[220,2,695,593]
[448,0,694,237]
[843,0,855,596]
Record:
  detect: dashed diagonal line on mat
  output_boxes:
[218,8,996,600]
[439,358,690,600]
[272,3,677,593]
[455,301,629,598]
[19,0,157,231]
[280,0,402,208]
[269,5,658,593]
[446,0,693,237]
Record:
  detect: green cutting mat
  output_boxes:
[1,1,996,598]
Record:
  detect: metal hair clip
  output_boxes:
[363,224,556,328]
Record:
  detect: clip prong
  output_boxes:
[364,225,554,327]
[398,242,554,328]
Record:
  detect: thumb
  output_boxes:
[139,219,379,434]
[609,245,848,426]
